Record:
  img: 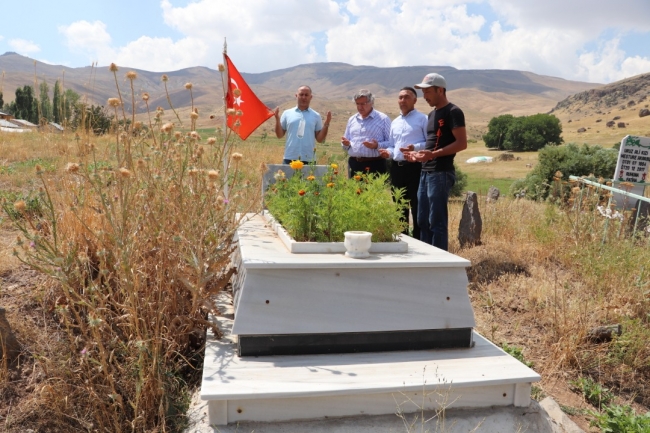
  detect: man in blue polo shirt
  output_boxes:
[274,86,332,164]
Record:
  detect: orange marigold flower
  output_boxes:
[326,182,335,188]
[298,190,306,196]
[356,188,362,195]
[354,175,362,181]
[307,175,315,181]
[289,160,304,170]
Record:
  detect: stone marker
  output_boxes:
[486,185,500,203]
[458,191,482,248]
[0,307,21,364]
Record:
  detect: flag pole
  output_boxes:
[222,38,230,199]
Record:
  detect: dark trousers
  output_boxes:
[417,171,455,251]
[389,160,422,240]
[347,157,387,178]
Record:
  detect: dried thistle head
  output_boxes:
[109,63,119,72]
[232,152,243,161]
[233,88,242,97]
[208,170,219,180]
[66,162,80,173]
[236,110,243,116]
[190,112,199,120]
[207,137,216,145]
[554,171,563,178]
[162,123,174,133]
[126,71,138,80]
[174,131,182,139]
[161,74,169,82]
[226,108,236,116]
[119,167,132,178]
[185,82,193,90]
[218,63,225,72]
[108,98,121,107]
[14,200,26,213]
[142,92,150,101]
[133,121,143,130]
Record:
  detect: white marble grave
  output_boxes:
[199,213,541,425]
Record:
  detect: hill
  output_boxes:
[0,52,597,123]
[550,72,650,146]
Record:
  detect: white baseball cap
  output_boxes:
[414,73,447,89]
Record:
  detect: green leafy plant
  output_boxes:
[590,404,650,432]
[501,343,534,368]
[265,161,407,242]
[570,376,614,409]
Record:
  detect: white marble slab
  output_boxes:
[232,213,474,335]
[201,314,540,425]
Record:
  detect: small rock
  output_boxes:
[486,186,500,203]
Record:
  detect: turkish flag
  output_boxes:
[224,54,274,140]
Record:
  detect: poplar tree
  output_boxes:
[52,81,61,123]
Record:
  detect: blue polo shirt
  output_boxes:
[281,107,323,162]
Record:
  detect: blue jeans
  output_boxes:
[417,171,455,251]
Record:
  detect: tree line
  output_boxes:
[0,81,113,134]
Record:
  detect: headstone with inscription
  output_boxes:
[612,135,650,208]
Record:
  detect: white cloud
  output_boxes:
[9,39,40,54]
[59,20,115,62]
[159,0,345,72]
[324,1,650,83]
[54,1,650,83]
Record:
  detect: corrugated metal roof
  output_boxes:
[11,119,37,127]
[49,122,64,130]
[0,119,19,128]
[0,111,9,116]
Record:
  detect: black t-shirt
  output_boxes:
[422,103,465,172]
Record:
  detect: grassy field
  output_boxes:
[1,91,650,432]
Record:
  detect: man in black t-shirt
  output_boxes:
[402,73,467,251]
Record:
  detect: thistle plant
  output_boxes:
[2,66,258,431]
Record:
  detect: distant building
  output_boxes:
[9,119,38,129]
[0,118,27,133]
[0,111,13,120]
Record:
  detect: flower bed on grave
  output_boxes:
[264,161,408,252]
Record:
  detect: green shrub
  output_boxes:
[509,143,618,200]
[450,162,468,197]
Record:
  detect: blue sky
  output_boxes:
[1,0,650,84]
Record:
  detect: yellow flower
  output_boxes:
[289,160,304,170]
[326,182,335,188]
[330,163,338,169]
[307,175,315,181]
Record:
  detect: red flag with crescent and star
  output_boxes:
[224,54,274,140]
